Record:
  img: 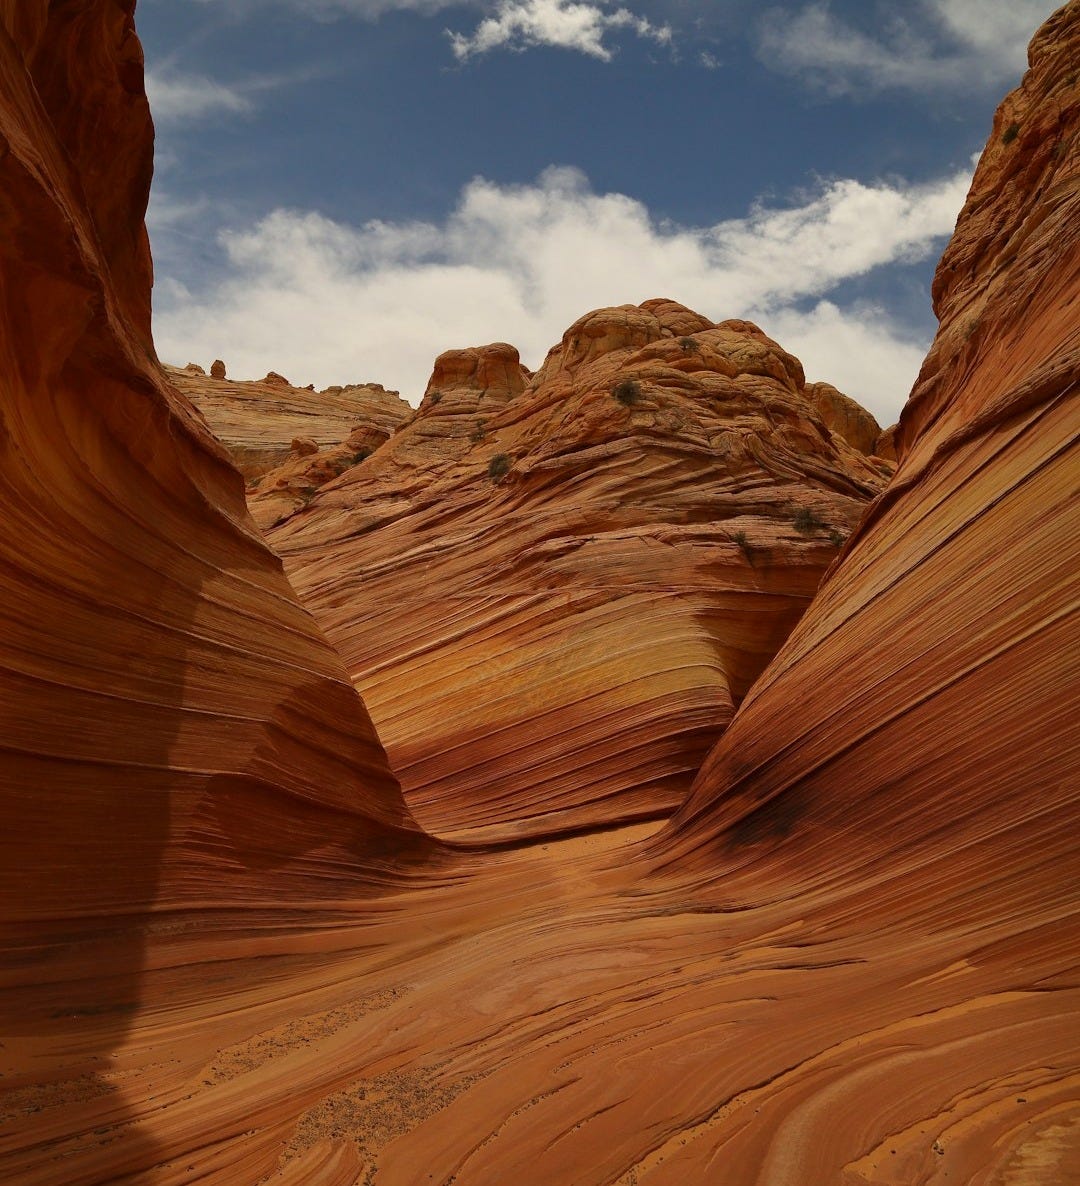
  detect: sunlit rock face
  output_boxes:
[805,380,885,455]
[166,364,411,480]
[0,0,432,972]
[268,301,890,842]
[657,1,1080,879]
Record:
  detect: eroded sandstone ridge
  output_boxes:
[167,365,412,527]
[268,305,891,840]
[0,0,431,967]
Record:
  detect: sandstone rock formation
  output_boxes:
[874,421,898,460]
[2,4,1077,1186]
[269,303,890,841]
[806,379,884,455]
[168,364,411,481]
[0,0,432,1003]
[634,6,1080,1176]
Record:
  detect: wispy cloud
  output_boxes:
[447,0,672,61]
[145,69,254,122]
[759,0,1058,97]
[191,0,464,15]
[146,62,331,126]
[151,163,971,422]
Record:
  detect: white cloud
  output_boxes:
[151,163,971,423]
[447,0,672,61]
[146,65,323,124]
[183,0,671,61]
[765,301,930,424]
[145,69,253,122]
[759,0,1058,97]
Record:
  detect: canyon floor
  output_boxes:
[8,812,1076,1186]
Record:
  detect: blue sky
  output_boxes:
[138,0,1058,422]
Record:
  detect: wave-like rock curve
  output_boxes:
[268,304,890,841]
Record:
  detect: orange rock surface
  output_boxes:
[269,304,889,840]
[167,364,411,480]
[0,0,432,1068]
[2,4,1078,1186]
[805,379,884,455]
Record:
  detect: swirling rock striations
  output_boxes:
[0,0,431,976]
[633,6,1080,1176]
[4,6,1078,1186]
[656,0,1080,882]
[269,303,890,841]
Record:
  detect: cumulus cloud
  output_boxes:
[192,0,671,59]
[764,301,931,420]
[447,0,672,61]
[152,163,971,422]
[759,0,1058,97]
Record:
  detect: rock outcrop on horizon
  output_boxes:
[268,304,891,840]
[1,4,1077,1186]
[167,365,412,527]
[806,380,883,454]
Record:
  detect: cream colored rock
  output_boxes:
[168,365,412,480]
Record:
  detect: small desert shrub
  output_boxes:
[428,390,442,405]
[612,378,642,407]
[470,420,488,444]
[352,448,371,465]
[1002,122,1020,145]
[733,530,754,563]
[488,453,511,480]
[679,337,701,353]
[792,508,827,534]
[829,529,846,548]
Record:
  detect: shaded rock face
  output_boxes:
[269,300,890,841]
[874,422,898,460]
[0,0,430,974]
[0,1,154,349]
